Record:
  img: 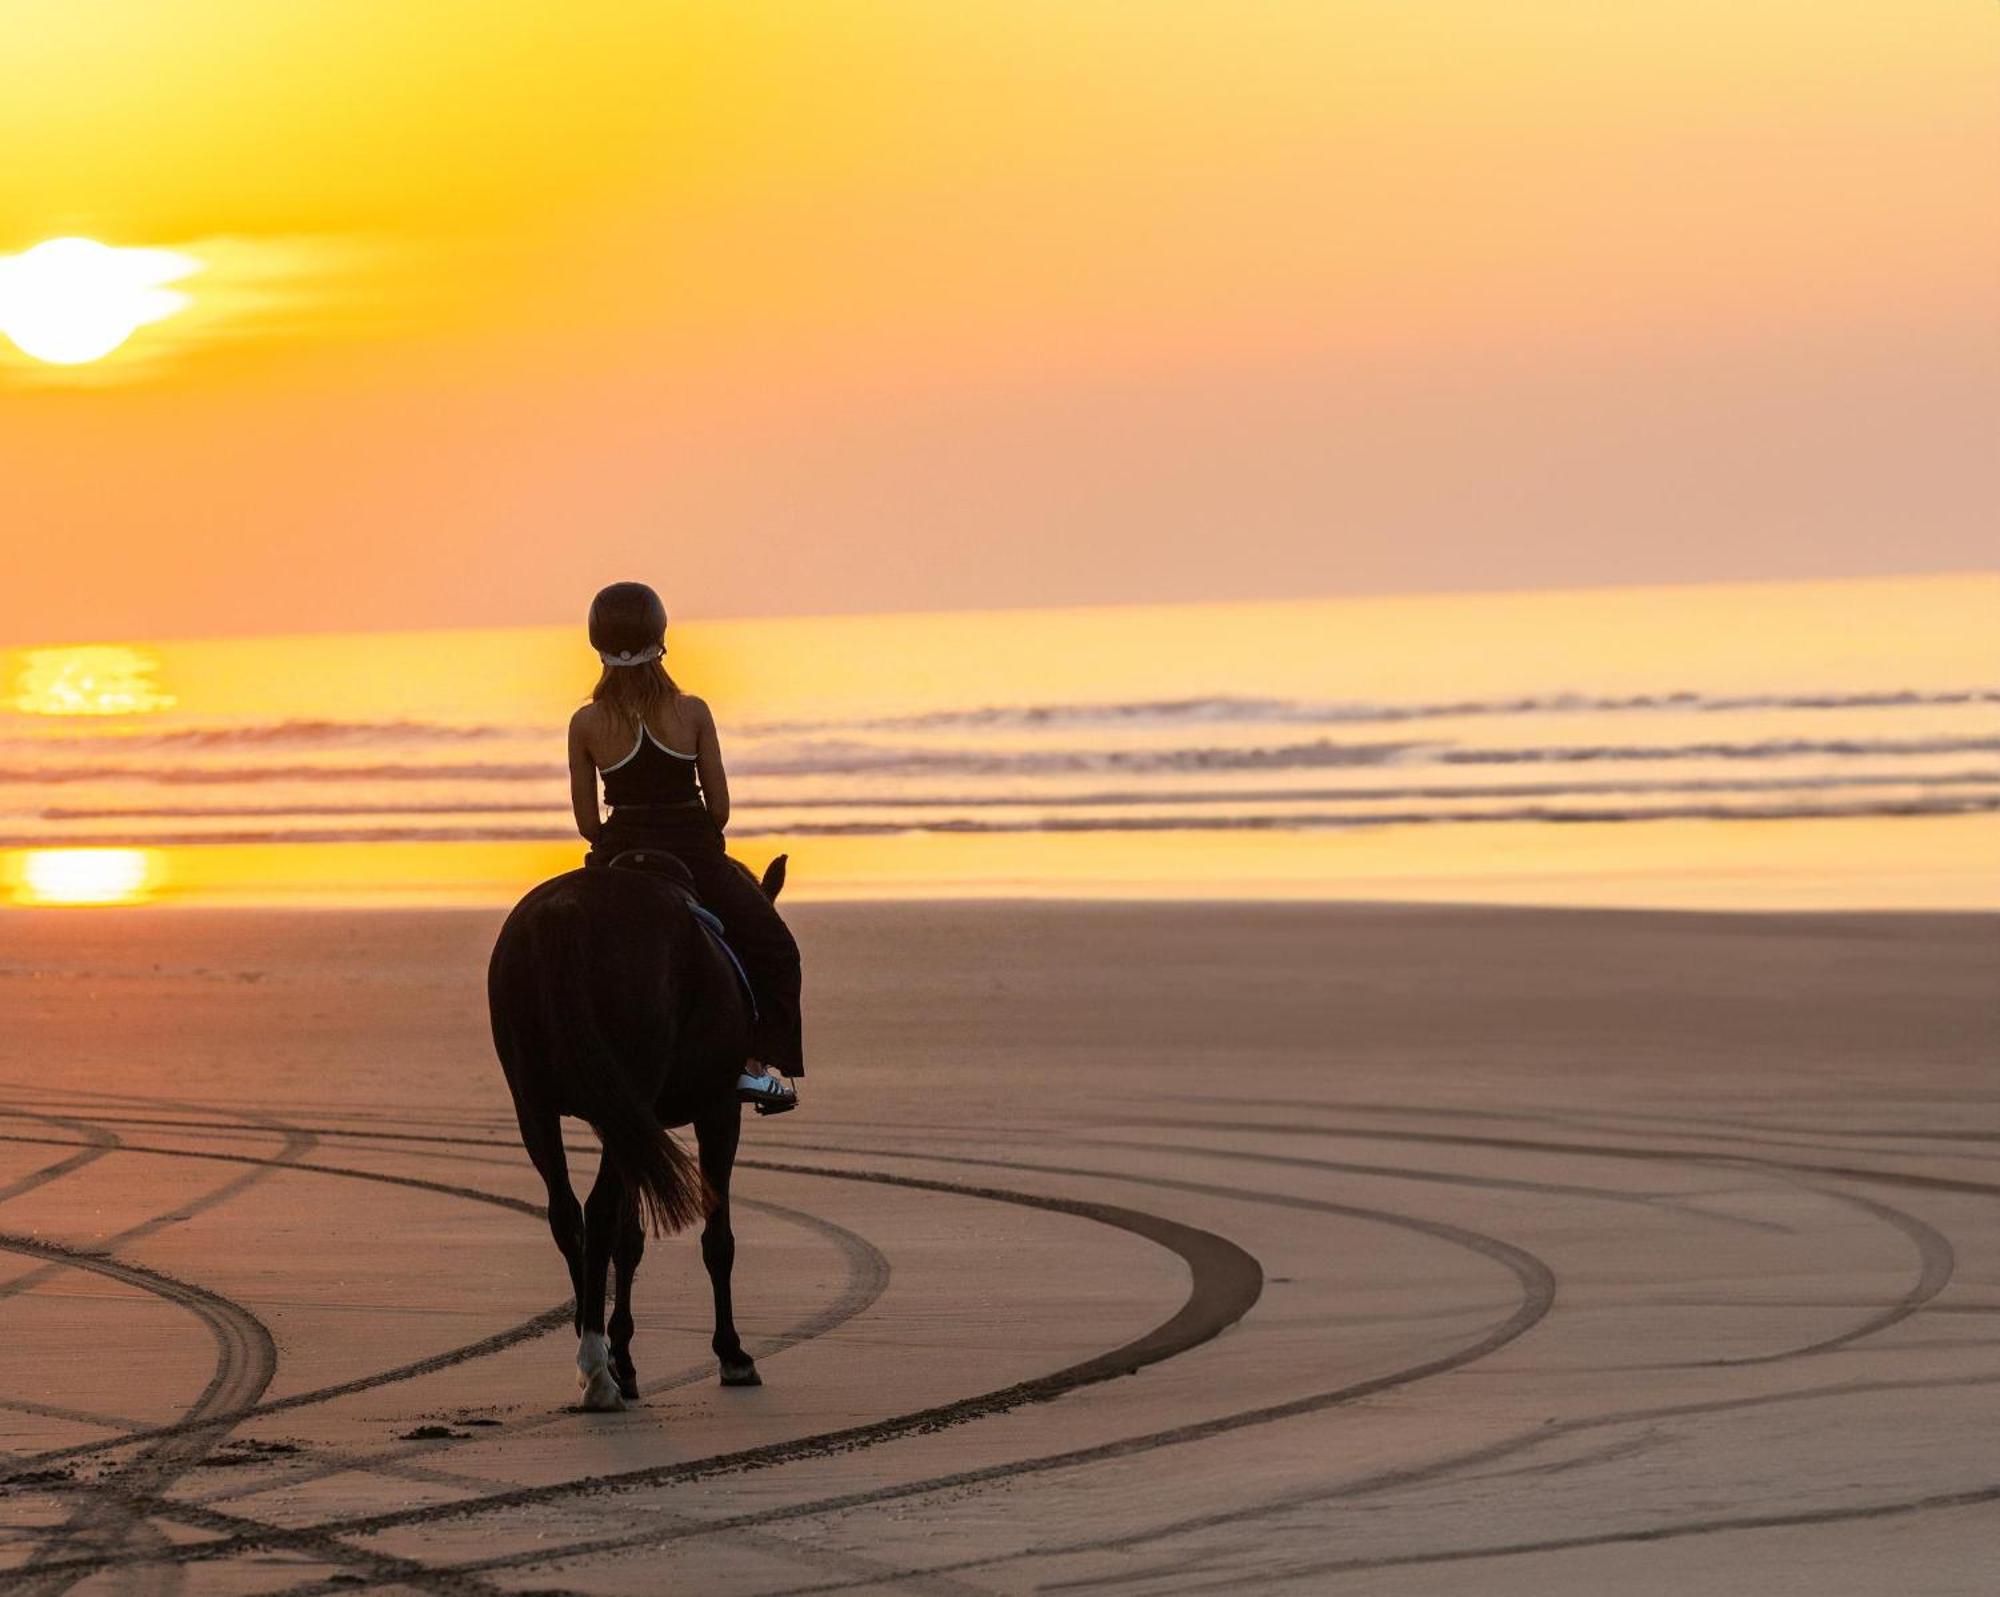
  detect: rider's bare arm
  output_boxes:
[690,696,730,830]
[567,707,603,843]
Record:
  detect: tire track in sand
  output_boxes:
[0,1107,314,1597]
[0,1232,277,1597]
[708,1128,1987,1597]
[1130,1113,1968,1364]
[257,1148,1550,1594]
[0,1114,120,1208]
[0,1113,962,1597]
[0,1106,528,1597]
[19,1158,1266,1589]
[1073,1130,1958,1366]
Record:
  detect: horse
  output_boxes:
[487,850,786,1410]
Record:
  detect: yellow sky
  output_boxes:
[2,1,1994,643]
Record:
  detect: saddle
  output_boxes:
[601,849,757,1019]
[601,847,695,888]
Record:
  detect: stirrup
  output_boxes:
[736,1071,798,1115]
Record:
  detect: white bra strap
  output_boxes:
[601,723,647,774]
[644,724,699,760]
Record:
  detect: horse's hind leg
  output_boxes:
[574,1148,627,1411]
[512,1095,585,1325]
[608,1201,644,1401]
[695,1104,759,1387]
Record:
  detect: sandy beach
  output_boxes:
[0,898,1994,1594]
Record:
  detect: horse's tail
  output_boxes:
[580,1068,711,1237]
[514,893,712,1236]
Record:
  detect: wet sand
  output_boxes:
[0,899,1994,1594]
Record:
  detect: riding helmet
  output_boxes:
[588,582,667,667]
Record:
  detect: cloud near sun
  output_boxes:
[0,233,395,379]
[0,238,200,366]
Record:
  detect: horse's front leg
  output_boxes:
[695,1104,758,1386]
[608,1202,644,1401]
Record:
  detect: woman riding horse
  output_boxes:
[569,581,802,1113]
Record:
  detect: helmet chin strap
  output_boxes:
[598,645,664,667]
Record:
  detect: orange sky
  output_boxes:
[2,1,1994,644]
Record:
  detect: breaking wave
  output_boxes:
[744,686,2000,736]
[0,719,523,752]
[3,669,1990,859]
[7,789,1995,849]
[34,767,2000,824]
[2,684,1990,755]
[5,731,1997,788]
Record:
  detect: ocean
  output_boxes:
[2,573,1993,908]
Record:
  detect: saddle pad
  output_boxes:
[686,901,758,1022]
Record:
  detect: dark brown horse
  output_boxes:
[488,852,785,1409]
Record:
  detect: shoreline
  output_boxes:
[5,896,1996,923]
[8,808,1999,911]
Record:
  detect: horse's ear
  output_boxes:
[760,854,788,902]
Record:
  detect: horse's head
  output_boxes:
[759,853,788,902]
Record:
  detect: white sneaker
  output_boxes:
[736,1071,798,1114]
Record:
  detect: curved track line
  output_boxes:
[705,1124,1986,1596]
[22,1160,1264,1587]
[0,1102,516,1597]
[1126,1116,2000,1343]
[282,1150,1553,1592]
[1071,1132,1956,1367]
[0,1115,316,1309]
[31,1101,1970,1597]
[0,1397,147,1435]
[0,1114,120,1208]
[14,1108,1967,1572]
[1070,1132,1792,1232]
[0,1232,277,1597]
[150,1184,954,1597]
[0,1131,544,1217]
[192,1196,894,1512]
[516,1109,1989,1597]
[8,1300,571,1478]
[1684,1186,1956,1367]
[0,1122,533,1479]
[1,1105,314,1597]
[37,1105,1985,1222]
[0,1114,595,1597]
[1140,1095,2000,1164]
[1154,1479,2000,1591]
[1116,1114,2000,1202]
[743,1369,2000,1597]
[5,1155,874,1476]
[1261,1097,2000,1147]
[25,1487,525,1597]
[180,1203,955,1597]
[0,1106,1114,1597]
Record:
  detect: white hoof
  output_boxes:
[576,1333,625,1413]
[580,1367,626,1411]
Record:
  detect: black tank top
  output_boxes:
[601,720,700,808]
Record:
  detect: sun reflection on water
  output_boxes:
[7,848,161,906]
[10,645,176,716]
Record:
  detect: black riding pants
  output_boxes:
[591,807,805,1074]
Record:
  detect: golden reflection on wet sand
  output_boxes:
[5,846,161,905]
[5,814,1990,911]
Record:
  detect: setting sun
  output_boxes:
[0,237,198,365]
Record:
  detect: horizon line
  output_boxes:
[2,564,1990,656]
